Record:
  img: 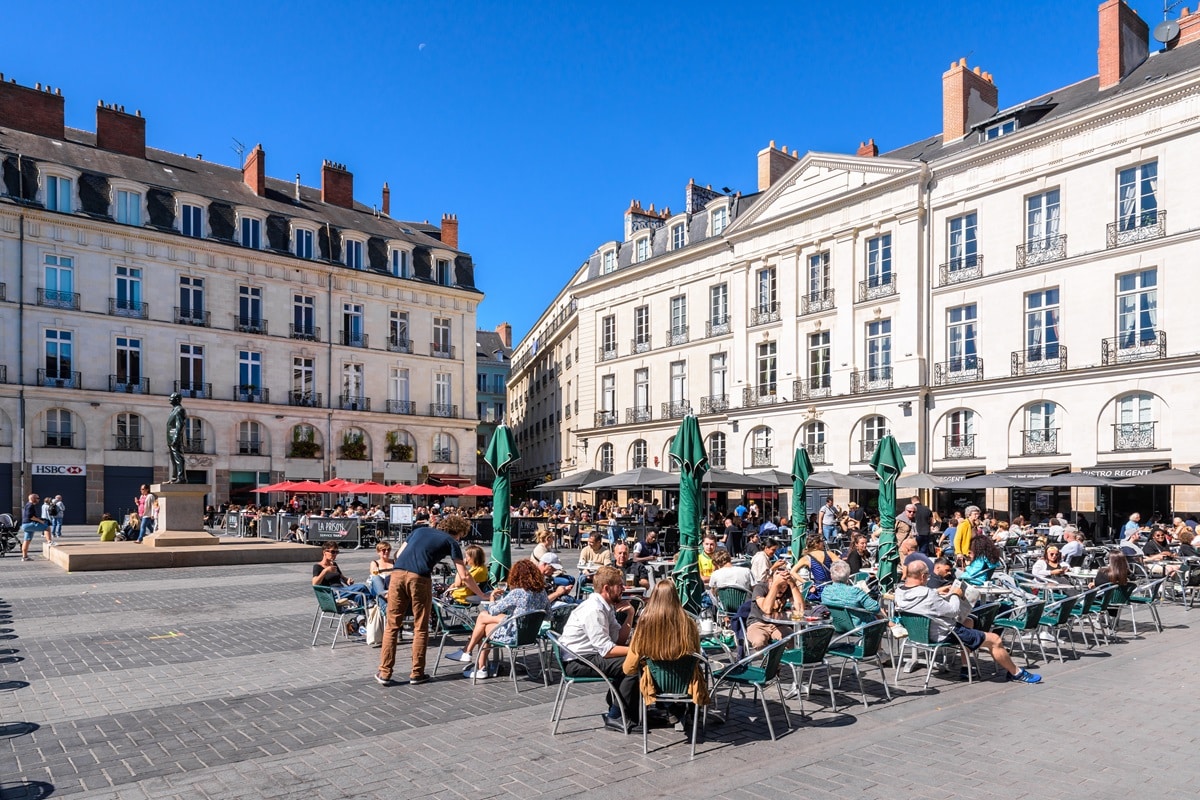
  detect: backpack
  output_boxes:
[47,503,60,518]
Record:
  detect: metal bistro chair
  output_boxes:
[709,631,799,742]
[478,609,549,694]
[1109,578,1165,636]
[641,654,709,760]
[432,598,476,676]
[1065,587,1103,649]
[993,599,1048,666]
[826,618,892,709]
[545,630,631,735]
[780,624,839,715]
[893,611,980,691]
[1035,595,1080,662]
[310,586,367,650]
[539,603,578,680]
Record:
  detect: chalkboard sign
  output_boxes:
[390,504,414,525]
[307,518,360,545]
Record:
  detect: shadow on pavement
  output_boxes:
[0,722,39,740]
[0,781,56,800]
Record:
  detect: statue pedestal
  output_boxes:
[143,484,217,547]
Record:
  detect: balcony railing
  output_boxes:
[339,395,370,411]
[749,302,780,326]
[750,447,773,468]
[38,288,80,310]
[39,369,80,389]
[661,400,691,419]
[1114,421,1156,451]
[944,434,976,460]
[1108,209,1166,248]
[174,307,210,327]
[805,442,827,464]
[794,375,831,400]
[666,326,689,346]
[699,394,729,414]
[387,336,412,353]
[430,343,455,359]
[42,431,74,448]
[237,439,263,456]
[183,437,206,454]
[599,346,618,362]
[288,390,322,408]
[1022,428,1059,456]
[630,337,651,355]
[236,317,268,335]
[857,275,896,302]
[109,375,148,394]
[431,448,454,464]
[938,254,982,286]
[1101,330,1166,366]
[625,405,652,424]
[800,289,835,315]
[742,386,780,408]
[860,436,888,462]
[934,357,984,386]
[1011,346,1067,376]
[705,316,731,337]
[595,410,618,427]
[429,403,459,418]
[710,451,727,469]
[386,399,416,415]
[340,331,368,348]
[113,434,143,451]
[851,366,893,394]
[174,380,211,399]
[234,385,269,403]
[632,457,648,469]
[289,324,320,341]
[109,298,148,319]
[1016,234,1067,268]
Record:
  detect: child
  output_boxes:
[450,545,490,604]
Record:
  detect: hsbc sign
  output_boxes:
[33,464,87,476]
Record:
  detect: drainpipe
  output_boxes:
[919,162,934,478]
[326,267,334,481]
[18,207,28,498]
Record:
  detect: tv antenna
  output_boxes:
[231,137,246,162]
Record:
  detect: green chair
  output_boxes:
[432,597,476,676]
[780,624,838,715]
[310,585,366,650]
[1066,587,1102,648]
[709,631,799,741]
[538,603,578,680]
[993,599,1048,665]
[479,609,549,694]
[545,630,631,735]
[1035,595,1079,662]
[826,618,892,708]
[893,611,977,691]
[827,603,877,635]
[1116,578,1165,634]
[641,654,708,760]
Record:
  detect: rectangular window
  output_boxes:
[477,373,488,392]
[866,235,891,286]
[808,331,831,389]
[391,249,409,277]
[1117,161,1158,231]
[114,265,142,315]
[294,228,314,259]
[670,295,687,335]
[671,223,686,250]
[433,316,452,355]
[601,315,616,355]
[434,372,452,406]
[602,249,615,274]
[343,363,364,400]
[601,374,615,412]
[238,350,262,388]
[343,303,364,346]
[45,175,72,212]
[115,190,141,225]
[115,336,141,384]
[635,238,650,263]
[756,267,776,311]
[634,306,649,348]
[238,285,263,329]
[711,206,728,236]
[390,310,409,350]
[390,367,410,402]
[44,254,74,305]
[240,216,261,249]
[1026,189,1061,245]
[292,357,315,395]
[1025,288,1060,361]
[45,329,73,380]
[756,341,777,395]
[1117,268,1157,344]
[293,294,315,338]
[984,119,1016,140]
[179,343,204,391]
[866,319,892,380]
[181,204,203,238]
[948,213,978,270]
[670,361,686,405]
[435,258,452,285]
[709,283,728,325]
[634,368,649,410]
[345,239,364,269]
[179,275,204,320]
[947,304,978,371]
[709,353,727,398]
[808,251,831,297]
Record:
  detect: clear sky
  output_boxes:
[5,0,1170,342]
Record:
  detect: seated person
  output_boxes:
[790,531,842,602]
[746,562,806,649]
[632,530,661,563]
[530,529,556,564]
[895,559,1042,684]
[698,533,719,585]
[960,535,1003,587]
[285,523,303,543]
[897,535,920,579]
[366,540,395,598]
[1119,527,1146,556]
[926,557,957,590]
[613,543,649,589]
[449,545,490,603]
[449,559,550,679]
[1141,527,1180,578]
[1032,545,1070,584]
[311,542,370,601]
[750,537,781,584]
[622,581,710,725]
[96,512,120,542]
[820,560,881,616]
[1059,528,1086,566]
[121,512,140,541]
[537,553,576,604]
[578,530,613,572]
[1177,529,1200,559]
[742,530,762,557]
[845,534,874,574]
[709,549,753,594]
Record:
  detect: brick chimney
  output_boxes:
[757,140,799,191]
[381,182,390,216]
[496,322,512,349]
[242,144,265,196]
[321,160,354,209]
[942,58,998,142]
[1098,0,1149,90]
[1168,6,1200,49]
[95,102,145,158]
[441,213,459,249]
[0,76,64,139]
[856,138,879,157]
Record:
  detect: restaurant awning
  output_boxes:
[1080,461,1170,479]
[427,473,472,486]
[992,463,1071,480]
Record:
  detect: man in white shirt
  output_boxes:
[557,565,638,732]
[709,549,753,594]
[750,537,781,584]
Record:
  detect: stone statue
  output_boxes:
[166,392,188,484]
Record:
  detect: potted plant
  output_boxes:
[340,431,367,461]
[385,431,414,462]
[288,427,321,459]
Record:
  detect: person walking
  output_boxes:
[135,485,156,542]
[20,494,48,561]
[40,496,58,548]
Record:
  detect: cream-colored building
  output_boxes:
[510,1,1200,526]
[0,82,481,522]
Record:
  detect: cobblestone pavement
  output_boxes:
[2,529,1198,799]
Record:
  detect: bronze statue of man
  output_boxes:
[166,392,188,484]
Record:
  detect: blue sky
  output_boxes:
[6,0,1169,341]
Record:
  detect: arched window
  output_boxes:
[115,412,143,451]
[1115,393,1153,450]
[386,430,416,462]
[289,423,321,459]
[598,443,614,473]
[238,421,263,455]
[707,432,727,469]
[1023,403,1058,455]
[340,427,369,461]
[946,410,977,459]
[433,433,456,463]
[860,416,888,461]
[750,427,773,468]
[804,421,827,464]
[631,440,647,469]
[46,408,74,448]
[665,437,678,472]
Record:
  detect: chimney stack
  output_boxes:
[856,138,879,158]
[496,322,512,349]
[441,213,459,250]
[321,160,354,209]
[242,144,266,196]
[0,77,65,139]
[942,58,998,142]
[382,182,391,217]
[1169,6,1200,49]
[95,102,145,158]
[1098,0,1149,89]
[757,140,799,191]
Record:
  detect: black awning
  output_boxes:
[993,463,1071,479]
[1080,461,1170,479]
[929,469,985,482]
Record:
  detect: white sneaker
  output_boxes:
[446,649,474,664]
[463,666,493,680]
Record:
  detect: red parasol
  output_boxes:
[456,485,493,497]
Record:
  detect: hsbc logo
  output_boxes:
[33,464,87,476]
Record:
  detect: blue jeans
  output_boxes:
[21,522,48,541]
[822,524,837,543]
[138,517,155,542]
[51,518,64,536]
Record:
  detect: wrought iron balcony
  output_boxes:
[1022,428,1059,455]
[113,434,143,452]
[742,385,780,408]
[289,324,320,341]
[1011,346,1067,376]
[42,431,75,448]
[857,275,896,302]
[386,399,416,415]
[429,403,459,418]
[237,439,263,455]
[938,254,983,286]
[234,385,269,403]
[1016,234,1067,268]
[174,307,210,327]
[749,302,781,326]
[183,437,206,454]
[340,331,368,348]
[661,400,692,419]
[632,456,648,469]
[706,316,731,337]
[794,375,831,400]
[800,290,835,315]
[630,337,651,355]
[1101,330,1166,366]
[805,442,827,464]
[174,380,211,399]
[710,451,727,469]
[109,298,148,318]
[38,288,80,310]
[431,448,454,464]
[430,343,455,359]
[1114,421,1155,451]
[387,335,412,353]
[1108,209,1166,248]
[235,317,268,335]
[625,405,652,424]
[944,434,976,460]
[39,369,80,389]
[860,437,888,462]
[109,375,148,394]
[288,390,322,408]
[851,366,893,394]
[666,326,689,346]
[595,410,618,427]
[934,357,984,386]
[339,395,370,411]
[750,447,773,468]
[700,394,729,414]
[599,346,618,362]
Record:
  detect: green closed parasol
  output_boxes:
[869,435,906,595]
[669,414,708,614]
[790,448,814,565]
[484,424,520,585]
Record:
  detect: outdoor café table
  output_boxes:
[1065,569,1097,587]
[647,558,675,586]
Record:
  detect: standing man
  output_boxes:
[19,494,48,561]
[911,495,933,554]
[136,485,157,542]
[820,497,839,545]
[375,515,486,687]
[165,392,188,484]
[40,496,59,548]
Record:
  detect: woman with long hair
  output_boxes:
[449,545,489,604]
[791,531,842,602]
[450,559,549,679]
[1091,551,1130,588]
[960,533,1003,589]
[621,580,710,714]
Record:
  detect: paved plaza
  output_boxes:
[2,528,1198,800]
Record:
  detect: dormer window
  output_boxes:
[670,222,686,250]
[115,189,142,226]
[435,258,452,285]
[391,248,410,278]
[602,249,616,274]
[181,204,203,238]
[294,227,314,259]
[635,237,650,263]
[240,216,261,249]
[711,206,728,236]
[984,119,1016,141]
[45,175,73,213]
[345,238,364,269]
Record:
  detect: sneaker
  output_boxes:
[446,649,474,664]
[374,672,395,686]
[1006,669,1043,684]
[22,556,31,562]
[463,666,493,680]
[408,674,431,685]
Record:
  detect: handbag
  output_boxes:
[365,605,384,647]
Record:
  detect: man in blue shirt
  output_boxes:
[376,515,487,686]
[20,493,48,561]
